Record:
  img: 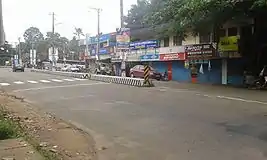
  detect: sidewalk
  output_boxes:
[0,138,43,160]
[0,93,97,160]
[154,81,267,103]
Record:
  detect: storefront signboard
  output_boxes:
[130,40,159,50]
[185,44,215,59]
[116,28,130,49]
[140,54,159,61]
[159,53,186,61]
[218,36,238,52]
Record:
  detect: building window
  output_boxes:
[163,37,169,47]
[199,32,211,43]
[173,35,182,46]
[228,27,238,36]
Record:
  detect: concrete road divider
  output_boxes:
[89,74,147,87]
[30,69,154,87]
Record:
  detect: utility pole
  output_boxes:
[52,12,55,68]
[119,0,127,77]
[120,0,124,28]
[18,37,22,64]
[49,12,56,69]
[0,0,5,46]
[89,7,101,61]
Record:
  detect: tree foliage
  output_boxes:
[20,26,85,62]
[124,0,267,37]
[23,27,44,44]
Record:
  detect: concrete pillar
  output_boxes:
[221,59,228,85]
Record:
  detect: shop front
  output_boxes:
[185,43,222,84]
[218,36,244,86]
[152,46,187,81]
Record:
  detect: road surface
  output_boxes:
[1,68,267,160]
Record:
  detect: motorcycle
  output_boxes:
[254,76,267,89]
[161,71,168,81]
[253,66,267,89]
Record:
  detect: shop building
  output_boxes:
[87,33,116,61]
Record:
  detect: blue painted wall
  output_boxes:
[152,60,222,84]
[152,61,168,73]
[195,59,222,84]
[172,61,191,82]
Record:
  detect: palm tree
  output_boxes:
[73,27,84,40]
[73,27,84,59]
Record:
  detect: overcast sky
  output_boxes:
[2,0,136,43]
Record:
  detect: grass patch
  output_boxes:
[0,107,60,160]
[0,113,19,140]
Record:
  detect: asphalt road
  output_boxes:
[1,68,267,160]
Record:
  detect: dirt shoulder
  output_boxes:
[0,92,97,160]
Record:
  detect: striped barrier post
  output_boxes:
[143,65,153,87]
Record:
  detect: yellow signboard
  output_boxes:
[218,36,238,52]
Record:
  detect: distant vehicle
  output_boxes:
[12,63,25,72]
[61,65,80,72]
[95,63,112,75]
[61,65,70,72]
[69,65,80,72]
[130,65,161,80]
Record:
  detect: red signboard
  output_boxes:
[159,53,186,61]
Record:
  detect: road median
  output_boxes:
[31,69,154,87]
[0,91,97,160]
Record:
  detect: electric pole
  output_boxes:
[50,12,56,68]
[120,0,124,28]
[0,0,4,46]
[18,37,22,64]
[89,7,101,61]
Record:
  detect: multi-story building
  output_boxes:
[122,18,254,85]
[87,32,116,61]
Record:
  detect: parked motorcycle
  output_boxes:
[161,71,168,81]
[250,66,267,89]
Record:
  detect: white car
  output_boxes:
[61,65,70,72]
[69,65,80,72]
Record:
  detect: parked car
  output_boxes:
[130,65,162,80]
[12,63,25,72]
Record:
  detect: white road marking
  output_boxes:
[14,81,24,84]
[27,80,38,84]
[51,79,63,82]
[216,95,267,105]
[0,83,10,86]
[63,79,75,82]
[12,82,108,92]
[73,78,87,81]
[40,80,51,83]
